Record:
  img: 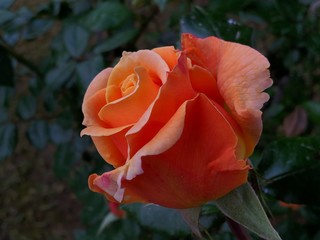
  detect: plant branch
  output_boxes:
[0,39,44,79]
[226,217,251,240]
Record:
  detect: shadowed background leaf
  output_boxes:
[1,0,320,239]
[258,137,320,205]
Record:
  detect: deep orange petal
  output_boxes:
[189,65,224,104]
[123,94,248,208]
[81,124,131,167]
[182,33,272,156]
[91,94,248,208]
[126,53,196,158]
[89,126,130,167]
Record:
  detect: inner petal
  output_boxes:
[99,67,160,127]
[106,85,122,103]
[120,73,138,97]
[189,65,224,105]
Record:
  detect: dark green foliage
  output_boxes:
[27,120,49,150]
[80,2,131,32]
[63,24,90,57]
[124,203,190,236]
[258,137,320,205]
[1,0,320,239]
[0,123,16,160]
[0,46,14,87]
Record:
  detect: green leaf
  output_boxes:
[69,0,91,14]
[153,0,168,11]
[258,137,320,205]
[0,123,17,160]
[22,19,54,40]
[111,220,141,240]
[49,123,73,144]
[303,101,320,124]
[6,7,33,30]
[76,55,104,89]
[0,0,14,9]
[124,203,190,236]
[63,24,89,57]
[0,46,14,87]
[17,95,37,120]
[97,212,118,235]
[179,208,202,239]
[0,86,14,106]
[0,9,14,25]
[27,121,49,150]
[181,7,253,44]
[93,29,138,53]
[276,219,309,240]
[81,2,130,32]
[54,144,76,179]
[180,7,215,38]
[208,0,253,14]
[0,107,8,122]
[45,61,75,91]
[215,183,282,240]
[2,31,19,45]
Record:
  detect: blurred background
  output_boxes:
[1,0,320,239]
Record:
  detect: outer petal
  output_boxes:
[81,68,129,167]
[125,53,196,158]
[90,94,249,208]
[82,68,112,127]
[182,34,272,156]
[81,123,131,167]
[90,126,129,167]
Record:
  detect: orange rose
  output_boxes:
[81,34,272,209]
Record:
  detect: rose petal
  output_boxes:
[182,34,272,156]
[107,50,170,87]
[189,65,224,104]
[99,67,160,127]
[82,68,112,127]
[126,53,196,158]
[89,96,188,204]
[91,94,248,208]
[81,125,132,137]
[152,46,179,70]
[89,173,122,202]
[81,69,132,167]
[124,94,248,208]
[89,124,131,167]
[89,167,147,204]
[83,68,112,103]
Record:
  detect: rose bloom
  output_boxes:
[81,34,272,209]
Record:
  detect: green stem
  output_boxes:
[226,217,251,240]
[0,39,44,79]
[203,229,214,240]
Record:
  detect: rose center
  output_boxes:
[120,73,138,97]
